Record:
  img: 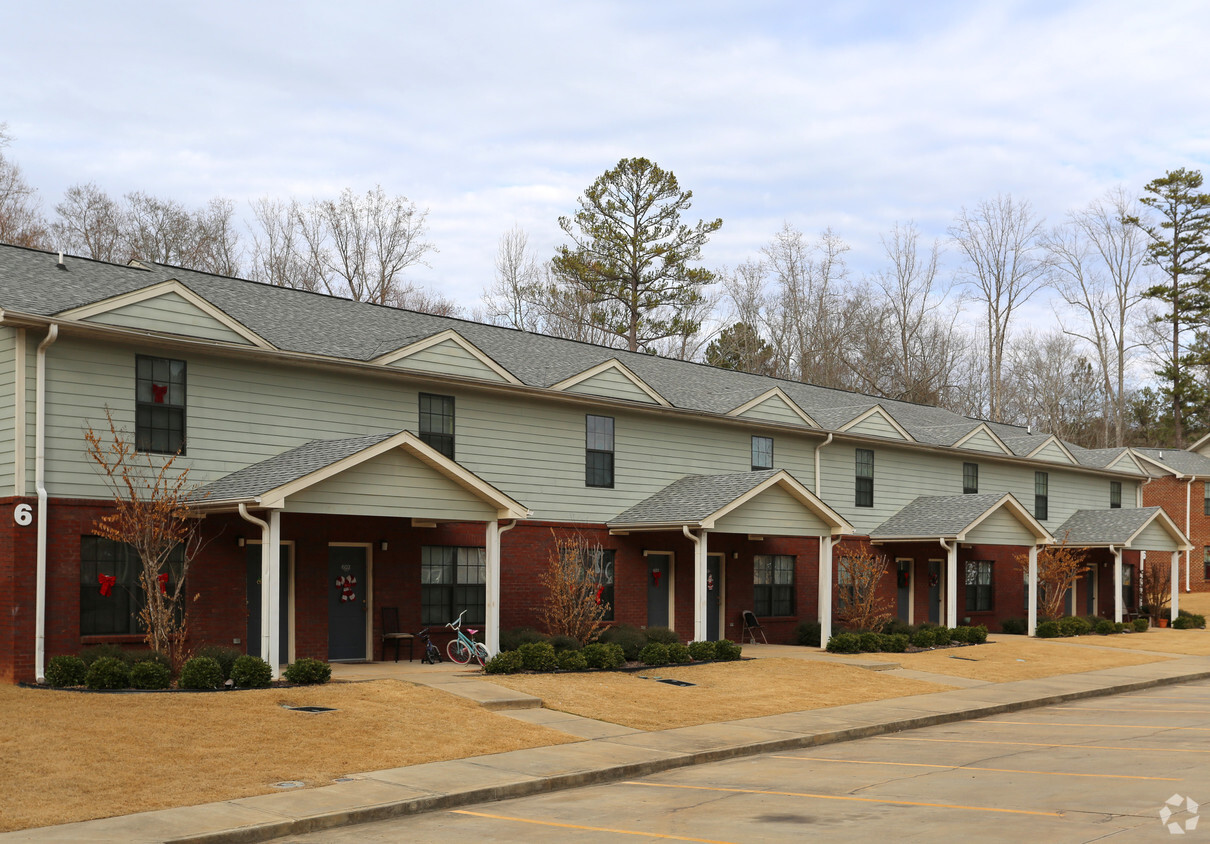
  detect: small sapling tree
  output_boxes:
[1140,561,1173,624]
[836,549,894,631]
[1017,537,1088,621]
[539,530,611,645]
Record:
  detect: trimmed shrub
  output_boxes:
[1114,622,1127,633]
[283,658,332,685]
[948,626,971,644]
[547,634,581,653]
[1035,620,1062,638]
[79,643,126,666]
[826,633,861,654]
[858,632,882,653]
[643,626,680,645]
[178,656,224,690]
[192,646,242,681]
[968,625,989,644]
[795,621,822,647]
[1133,618,1150,632]
[125,649,172,669]
[910,628,935,648]
[484,650,524,675]
[1094,619,1116,636]
[500,627,548,652]
[231,655,273,688]
[714,639,742,661]
[639,642,670,665]
[1059,616,1091,637]
[558,649,588,671]
[881,619,914,636]
[130,660,171,690]
[932,627,953,646]
[1000,618,1027,635]
[884,633,910,653]
[85,656,131,690]
[1176,611,1206,629]
[599,625,647,660]
[688,640,716,661]
[517,642,558,672]
[582,642,625,669]
[666,642,691,664]
[45,655,88,688]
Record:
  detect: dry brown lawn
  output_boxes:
[1180,591,1210,616]
[487,658,954,730]
[1040,628,1210,656]
[0,680,575,833]
[847,638,1170,682]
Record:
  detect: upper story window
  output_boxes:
[751,436,773,471]
[419,393,455,459]
[586,415,614,488]
[136,355,186,455]
[1035,471,1049,521]
[855,449,874,507]
[1110,481,1122,509]
[963,462,979,495]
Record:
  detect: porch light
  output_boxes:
[379,540,389,552]
[237,536,245,547]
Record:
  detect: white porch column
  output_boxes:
[694,529,710,642]
[485,519,501,656]
[1027,545,1038,637]
[1112,547,1123,623]
[264,509,282,678]
[1171,551,1181,623]
[817,535,833,646]
[945,542,958,628]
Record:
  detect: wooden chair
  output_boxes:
[742,610,767,644]
[381,607,415,662]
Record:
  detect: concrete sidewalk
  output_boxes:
[7,650,1210,844]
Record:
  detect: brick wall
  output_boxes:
[1143,476,1209,592]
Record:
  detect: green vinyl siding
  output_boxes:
[964,507,1037,546]
[957,428,1007,454]
[713,484,831,536]
[1131,520,1183,553]
[563,366,660,404]
[736,394,810,427]
[1032,440,1074,464]
[386,338,512,383]
[0,327,15,492]
[845,410,908,441]
[81,291,255,345]
[284,448,498,520]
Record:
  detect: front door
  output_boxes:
[927,559,942,624]
[896,559,912,623]
[246,544,290,661]
[1087,568,1097,615]
[329,546,367,661]
[706,554,723,641]
[647,553,671,629]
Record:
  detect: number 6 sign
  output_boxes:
[14,503,33,526]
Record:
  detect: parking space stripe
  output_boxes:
[449,810,739,843]
[883,736,1210,753]
[982,720,1210,731]
[621,781,1062,817]
[768,755,1181,781]
[1055,706,1210,714]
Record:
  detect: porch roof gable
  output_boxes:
[869,492,1052,543]
[1055,506,1192,551]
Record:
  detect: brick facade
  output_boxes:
[1143,476,1210,592]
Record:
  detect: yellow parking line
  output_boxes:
[1056,706,1210,714]
[620,781,1061,817]
[883,736,1210,753]
[769,755,1181,781]
[450,810,738,843]
[982,720,1210,731]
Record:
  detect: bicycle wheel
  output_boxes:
[427,643,443,663]
[473,642,490,666]
[446,638,472,665]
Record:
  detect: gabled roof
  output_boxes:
[869,493,1052,543]
[951,422,1013,455]
[192,430,529,519]
[1132,448,1210,479]
[726,386,819,427]
[838,404,915,442]
[550,358,671,406]
[1054,507,1191,551]
[607,469,852,535]
[371,328,522,384]
[1190,432,1210,454]
[1026,435,1078,465]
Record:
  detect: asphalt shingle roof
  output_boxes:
[608,470,787,525]
[1135,448,1210,477]
[1053,507,1169,546]
[869,493,1025,539]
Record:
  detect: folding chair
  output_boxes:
[742,610,767,644]
[381,607,415,662]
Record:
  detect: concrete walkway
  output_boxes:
[7,650,1210,843]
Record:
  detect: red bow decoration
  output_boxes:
[157,572,169,595]
[98,574,116,597]
[595,585,604,605]
[652,570,661,587]
[151,383,169,403]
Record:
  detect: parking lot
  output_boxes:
[283,679,1210,843]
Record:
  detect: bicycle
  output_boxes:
[416,627,442,664]
[445,610,490,666]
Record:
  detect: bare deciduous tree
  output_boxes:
[0,125,50,249]
[482,225,543,331]
[950,195,1046,421]
[1140,561,1172,624]
[1003,330,1103,445]
[539,530,611,644]
[1018,539,1088,621]
[52,182,125,263]
[836,550,894,632]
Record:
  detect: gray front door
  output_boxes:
[927,560,941,624]
[647,553,671,629]
[328,546,367,661]
[896,559,911,622]
[706,556,721,641]
[246,544,290,661]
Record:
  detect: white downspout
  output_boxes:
[814,433,833,494]
[34,324,58,683]
[238,504,278,678]
[683,525,709,642]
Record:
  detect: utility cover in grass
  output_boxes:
[657,679,695,687]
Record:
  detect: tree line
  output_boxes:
[2,125,1205,449]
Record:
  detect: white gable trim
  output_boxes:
[1125,508,1192,552]
[550,359,671,407]
[258,430,529,519]
[59,280,275,349]
[1190,432,1210,454]
[838,404,915,442]
[952,423,1013,455]
[726,387,819,427]
[958,493,1053,543]
[701,471,853,535]
[1026,435,1078,465]
[372,329,522,385]
[1130,449,1184,478]
[1104,450,1148,475]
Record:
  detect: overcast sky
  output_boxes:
[4,0,1209,323]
